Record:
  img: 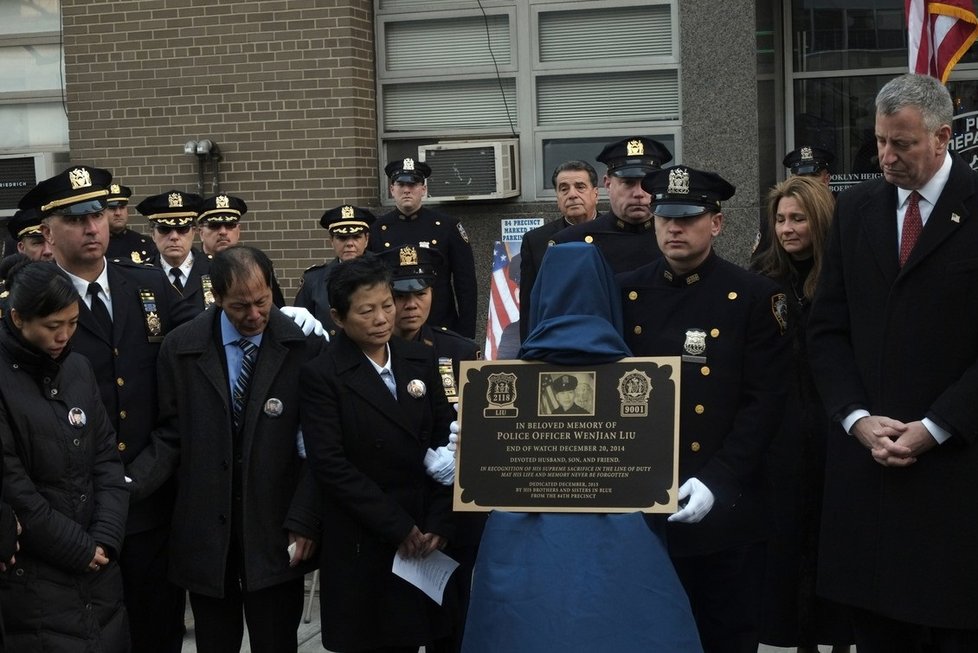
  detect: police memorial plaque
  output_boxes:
[454,358,680,513]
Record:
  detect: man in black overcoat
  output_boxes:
[808,73,978,651]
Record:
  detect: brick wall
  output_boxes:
[63,0,377,299]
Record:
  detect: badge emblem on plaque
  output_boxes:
[485,372,518,418]
[617,369,653,417]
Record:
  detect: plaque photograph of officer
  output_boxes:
[539,372,595,416]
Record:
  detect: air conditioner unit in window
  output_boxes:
[0,152,63,217]
[419,139,520,201]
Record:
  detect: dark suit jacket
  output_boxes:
[518,217,569,342]
[300,332,454,651]
[807,154,978,628]
[129,307,324,597]
[67,258,193,533]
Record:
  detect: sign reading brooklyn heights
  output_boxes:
[454,358,681,513]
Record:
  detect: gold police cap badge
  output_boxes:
[626,139,645,156]
[69,168,92,190]
[400,245,418,266]
[168,192,183,208]
[341,205,354,218]
[216,195,230,209]
[110,184,121,194]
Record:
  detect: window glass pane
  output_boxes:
[791,1,911,72]
[0,103,68,149]
[383,78,517,131]
[538,5,671,63]
[0,0,59,36]
[0,44,63,92]
[541,134,677,189]
[948,80,978,169]
[537,70,679,125]
[385,14,510,72]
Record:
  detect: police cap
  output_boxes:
[19,165,112,216]
[136,190,203,227]
[553,374,578,393]
[198,194,248,226]
[320,204,375,235]
[596,137,673,178]
[378,245,443,293]
[644,165,736,218]
[385,157,431,184]
[7,207,44,241]
[105,183,133,207]
[783,146,834,176]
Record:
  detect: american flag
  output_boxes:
[907,0,978,82]
[484,240,520,360]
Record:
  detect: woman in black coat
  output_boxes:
[301,255,456,653]
[0,258,130,652]
[752,177,851,652]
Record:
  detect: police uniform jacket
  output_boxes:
[619,252,790,557]
[552,212,663,275]
[106,227,157,264]
[151,248,215,317]
[370,206,478,338]
[519,217,571,342]
[68,258,193,534]
[807,154,978,628]
[293,258,340,338]
[411,323,480,385]
[128,307,324,598]
[0,319,129,652]
[300,332,455,651]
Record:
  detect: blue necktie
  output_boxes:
[233,338,258,430]
[380,368,397,398]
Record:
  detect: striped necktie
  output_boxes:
[232,338,258,430]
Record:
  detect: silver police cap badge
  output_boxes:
[407,379,426,399]
[668,168,690,195]
[168,192,183,208]
[800,146,813,161]
[263,398,284,417]
[68,407,87,428]
[403,157,415,171]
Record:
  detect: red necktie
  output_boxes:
[899,191,922,267]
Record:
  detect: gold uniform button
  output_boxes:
[117,442,127,452]
[701,366,710,376]
[710,328,719,338]
[727,292,738,300]
[628,291,638,301]
[633,325,642,335]
[584,235,594,244]
[690,442,701,452]
[119,410,127,420]
[431,239,438,245]
[384,242,390,248]
[116,377,125,387]
[694,404,705,414]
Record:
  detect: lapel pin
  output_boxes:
[951,213,961,223]
[68,407,87,428]
[263,398,284,417]
[407,379,426,399]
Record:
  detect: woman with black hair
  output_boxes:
[0,256,130,652]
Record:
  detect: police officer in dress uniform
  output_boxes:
[294,204,375,338]
[19,165,193,653]
[104,183,158,263]
[518,160,600,342]
[551,136,672,274]
[7,207,54,262]
[754,146,837,259]
[617,165,791,653]
[138,189,218,316]
[377,242,481,653]
[369,157,478,339]
[197,193,286,307]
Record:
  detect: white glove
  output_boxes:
[447,403,460,452]
[424,446,455,485]
[667,477,715,523]
[280,306,326,338]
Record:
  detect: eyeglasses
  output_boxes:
[155,225,192,235]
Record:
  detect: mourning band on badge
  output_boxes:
[68,407,87,428]
[264,398,284,417]
[407,379,426,399]
[681,328,707,364]
[139,289,164,342]
[438,357,458,402]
